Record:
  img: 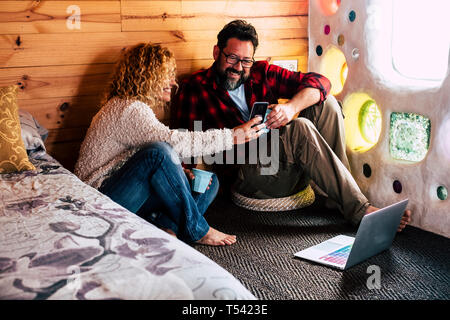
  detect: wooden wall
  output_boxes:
[0,0,309,171]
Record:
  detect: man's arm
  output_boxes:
[265,87,321,129]
[263,63,331,129]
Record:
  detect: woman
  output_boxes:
[74,43,264,246]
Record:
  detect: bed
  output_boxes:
[0,93,256,300]
[0,150,257,300]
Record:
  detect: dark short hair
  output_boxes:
[217,20,259,52]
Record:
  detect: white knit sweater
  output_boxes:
[74,97,234,189]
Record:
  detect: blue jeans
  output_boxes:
[99,142,219,243]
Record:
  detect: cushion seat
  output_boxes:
[231,183,315,212]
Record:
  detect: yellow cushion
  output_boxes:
[231,184,315,212]
[0,85,36,173]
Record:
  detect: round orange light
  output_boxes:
[318,0,341,16]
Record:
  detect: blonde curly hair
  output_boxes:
[102,43,177,110]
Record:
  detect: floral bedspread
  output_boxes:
[0,152,255,300]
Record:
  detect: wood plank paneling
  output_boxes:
[0,54,306,99]
[18,95,102,130]
[46,127,88,144]
[0,29,307,68]
[0,61,213,102]
[0,64,112,99]
[121,1,308,31]
[0,1,121,34]
[0,0,309,171]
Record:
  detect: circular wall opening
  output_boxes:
[393,180,402,194]
[349,10,356,22]
[351,48,360,60]
[342,93,382,152]
[437,186,448,200]
[337,34,345,46]
[319,46,348,95]
[316,45,323,56]
[318,0,341,16]
[363,163,372,178]
[359,100,382,144]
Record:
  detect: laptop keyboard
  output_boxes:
[319,245,352,265]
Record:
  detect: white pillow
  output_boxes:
[18,109,48,152]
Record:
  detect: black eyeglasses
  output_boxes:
[221,51,255,68]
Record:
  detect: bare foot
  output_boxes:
[365,205,412,232]
[196,227,237,246]
[365,205,379,214]
[161,228,177,238]
[398,209,412,232]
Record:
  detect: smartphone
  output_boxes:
[250,102,269,120]
[249,102,270,133]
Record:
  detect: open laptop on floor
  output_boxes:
[294,199,409,270]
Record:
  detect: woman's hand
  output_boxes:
[183,168,195,180]
[232,116,266,145]
[183,168,212,190]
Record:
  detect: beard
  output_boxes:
[217,67,249,91]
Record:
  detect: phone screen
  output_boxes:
[250,102,269,120]
[249,102,270,133]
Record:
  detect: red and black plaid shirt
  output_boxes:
[171,60,331,131]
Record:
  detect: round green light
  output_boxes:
[437,186,448,200]
[358,100,382,144]
[349,10,356,22]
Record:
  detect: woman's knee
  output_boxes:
[145,141,174,154]
[142,142,181,165]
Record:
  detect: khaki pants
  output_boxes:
[234,96,369,225]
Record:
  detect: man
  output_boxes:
[172,20,410,232]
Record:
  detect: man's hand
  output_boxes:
[265,87,322,129]
[265,103,299,129]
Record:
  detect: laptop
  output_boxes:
[294,199,409,270]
